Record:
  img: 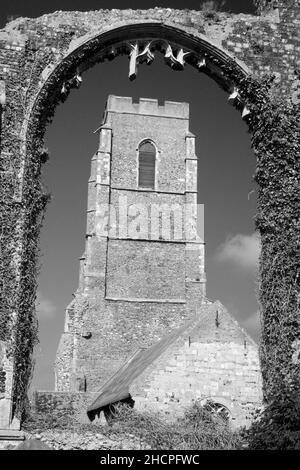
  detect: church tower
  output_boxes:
[55,95,206,392]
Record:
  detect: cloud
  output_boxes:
[215,233,261,271]
[36,292,57,319]
[242,311,261,340]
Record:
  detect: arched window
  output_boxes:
[138,141,156,189]
[201,399,231,422]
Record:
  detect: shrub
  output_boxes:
[23,400,242,450]
[22,407,76,432]
[246,390,300,450]
[110,400,242,450]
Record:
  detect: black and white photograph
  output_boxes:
[0,0,299,457]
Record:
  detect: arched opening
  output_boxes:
[202,399,231,422]
[138,140,156,189]
[13,22,260,412]
[24,22,251,142]
[29,29,257,393]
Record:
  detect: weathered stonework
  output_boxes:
[33,391,98,424]
[55,95,206,393]
[131,303,262,428]
[0,1,299,429]
[81,301,262,428]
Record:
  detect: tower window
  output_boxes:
[138,141,156,189]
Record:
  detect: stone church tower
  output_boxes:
[55,95,206,392]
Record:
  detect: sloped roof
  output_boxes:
[87,302,218,420]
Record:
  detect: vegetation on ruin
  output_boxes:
[0,40,51,419]
[23,400,242,450]
[244,389,300,450]
[22,393,300,450]
[225,68,300,448]
[111,401,243,450]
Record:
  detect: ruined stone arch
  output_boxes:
[24,21,251,150]
[0,5,299,429]
[21,21,252,229]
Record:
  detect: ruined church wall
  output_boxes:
[131,307,262,427]
[57,299,190,392]
[133,341,261,428]
[0,5,298,106]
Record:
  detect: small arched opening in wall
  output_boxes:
[137,139,158,190]
[199,397,232,423]
[4,19,299,426]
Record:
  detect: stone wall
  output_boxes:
[109,189,187,240]
[0,5,298,100]
[33,391,97,424]
[109,99,188,193]
[131,305,262,428]
[106,240,186,300]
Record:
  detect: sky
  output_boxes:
[0,1,261,390]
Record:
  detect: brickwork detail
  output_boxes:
[131,304,262,427]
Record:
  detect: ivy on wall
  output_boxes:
[252,94,300,400]
[226,67,300,446]
[223,64,300,390]
[0,40,52,418]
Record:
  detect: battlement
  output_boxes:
[106,95,189,119]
